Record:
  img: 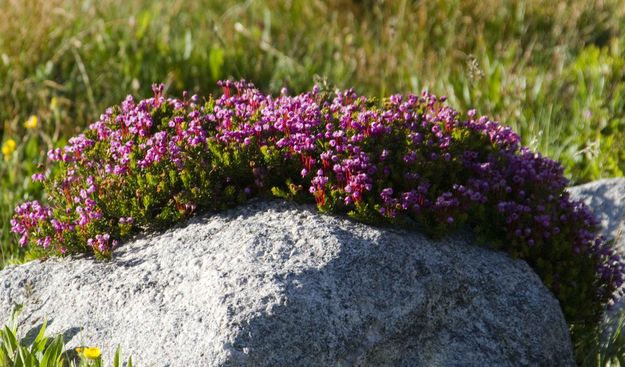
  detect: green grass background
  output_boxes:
[1,0,625,266]
[2,1,625,364]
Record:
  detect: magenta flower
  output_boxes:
[11,81,624,344]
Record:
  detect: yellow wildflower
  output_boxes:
[76,346,102,359]
[50,97,59,110]
[1,139,16,158]
[24,115,38,129]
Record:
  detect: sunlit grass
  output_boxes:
[1,0,622,262]
[1,304,132,366]
[1,1,625,364]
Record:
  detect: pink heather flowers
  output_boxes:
[10,80,625,339]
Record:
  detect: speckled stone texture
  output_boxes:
[0,200,574,366]
[568,178,625,254]
[569,178,625,321]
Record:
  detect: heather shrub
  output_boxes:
[10,81,625,360]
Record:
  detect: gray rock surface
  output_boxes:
[568,178,625,254]
[0,200,574,366]
[568,178,625,319]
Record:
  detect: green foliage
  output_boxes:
[2,0,625,268]
[579,311,625,367]
[0,305,132,367]
[10,81,624,366]
[2,0,625,364]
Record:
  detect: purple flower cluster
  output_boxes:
[11,201,52,247]
[11,80,625,337]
